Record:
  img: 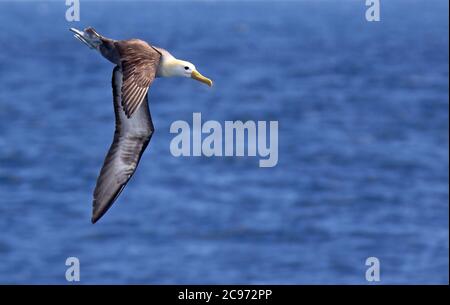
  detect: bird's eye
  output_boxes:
[184,66,189,70]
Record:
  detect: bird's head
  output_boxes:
[163,59,213,87]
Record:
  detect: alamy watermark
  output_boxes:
[170,113,278,168]
[65,257,80,282]
[365,257,381,282]
[66,0,80,22]
[365,0,381,22]
[67,0,380,23]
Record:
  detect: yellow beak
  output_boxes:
[191,70,213,87]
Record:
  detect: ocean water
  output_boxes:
[0,0,448,284]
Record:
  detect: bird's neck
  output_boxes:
[157,56,180,78]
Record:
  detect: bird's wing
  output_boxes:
[115,39,161,118]
[92,66,154,223]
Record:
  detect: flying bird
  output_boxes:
[70,27,213,223]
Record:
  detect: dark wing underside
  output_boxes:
[115,39,161,118]
[92,66,154,223]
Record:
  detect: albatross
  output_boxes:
[70,27,213,223]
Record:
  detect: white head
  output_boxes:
[160,58,213,87]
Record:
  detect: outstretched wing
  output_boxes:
[92,66,154,223]
[115,39,161,118]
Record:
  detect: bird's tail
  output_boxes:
[70,27,103,50]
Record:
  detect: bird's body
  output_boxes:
[70,27,212,223]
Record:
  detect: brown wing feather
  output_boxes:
[115,39,161,118]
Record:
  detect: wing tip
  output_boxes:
[91,199,106,224]
[91,210,102,224]
[91,184,128,224]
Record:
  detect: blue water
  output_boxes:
[0,0,448,284]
